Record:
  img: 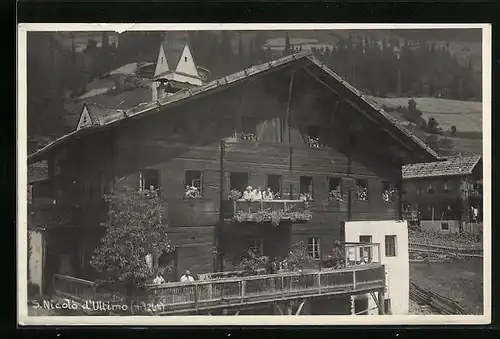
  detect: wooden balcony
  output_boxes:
[53,264,385,315]
[28,202,81,228]
[229,199,312,225]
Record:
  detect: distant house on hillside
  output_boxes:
[401,154,482,234]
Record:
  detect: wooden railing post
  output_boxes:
[281,276,285,298]
[241,280,246,302]
[194,284,199,310]
[92,283,97,302]
[283,201,287,212]
[317,272,321,294]
[352,271,356,291]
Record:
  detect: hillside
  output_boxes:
[368,96,483,155]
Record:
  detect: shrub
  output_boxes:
[91,187,174,293]
[322,241,346,269]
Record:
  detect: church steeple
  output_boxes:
[151,32,204,102]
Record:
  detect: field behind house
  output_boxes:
[368,96,483,155]
[410,258,484,315]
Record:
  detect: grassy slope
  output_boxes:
[368,96,483,155]
[410,259,484,315]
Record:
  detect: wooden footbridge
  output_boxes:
[52,244,387,315]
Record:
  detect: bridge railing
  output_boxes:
[145,264,385,312]
[52,274,97,303]
[52,265,385,313]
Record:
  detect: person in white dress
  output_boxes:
[253,186,263,201]
[153,272,165,284]
[263,187,274,200]
[242,186,254,200]
[180,269,195,282]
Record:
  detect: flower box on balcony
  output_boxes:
[231,199,312,226]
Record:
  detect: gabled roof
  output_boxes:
[28,51,439,164]
[402,154,482,179]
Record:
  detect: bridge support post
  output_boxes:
[295,299,307,315]
[377,289,385,315]
[273,302,283,315]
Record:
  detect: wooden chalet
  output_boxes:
[27,49,439,297]
[402,155,483,234]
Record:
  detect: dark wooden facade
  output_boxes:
[28,53,437,284]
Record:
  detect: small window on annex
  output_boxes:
[385,235,397,257]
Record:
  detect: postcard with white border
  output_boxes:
[18,23,491,326]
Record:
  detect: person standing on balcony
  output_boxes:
[263,187,274,200]
[153,271,165,285]
[243,186,254,200]
[180,269,195,282]
[253,186,263,201]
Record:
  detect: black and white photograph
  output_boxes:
[18,24,490,325]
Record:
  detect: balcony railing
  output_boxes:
[231,199,312,225]
[345,243,382,266]
[53,265,385,315]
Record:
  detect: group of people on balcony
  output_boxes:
[241,186,280,201]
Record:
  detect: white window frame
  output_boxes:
[307,237,321,259]
[185,170,203,196]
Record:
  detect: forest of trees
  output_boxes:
[27,30,481,148]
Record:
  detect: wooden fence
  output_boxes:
[409,281,466,315]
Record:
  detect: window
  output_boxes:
[266,174,282,198]
[441,222,449,231]
[381,181,395,202]
[140,169,160,191]
[249,239,264,256]
[328,177,342,201]
[300,176,314,201]
[307,237,321,259]
[443,181,450,192]
[308,125,322,148]
[427,183,435,194]
[229,172,249,193]
[359,235,372,262]
[356,179,369,201]
[385,235,397,257]
[185,170,203,198]
[184,56,188,62]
